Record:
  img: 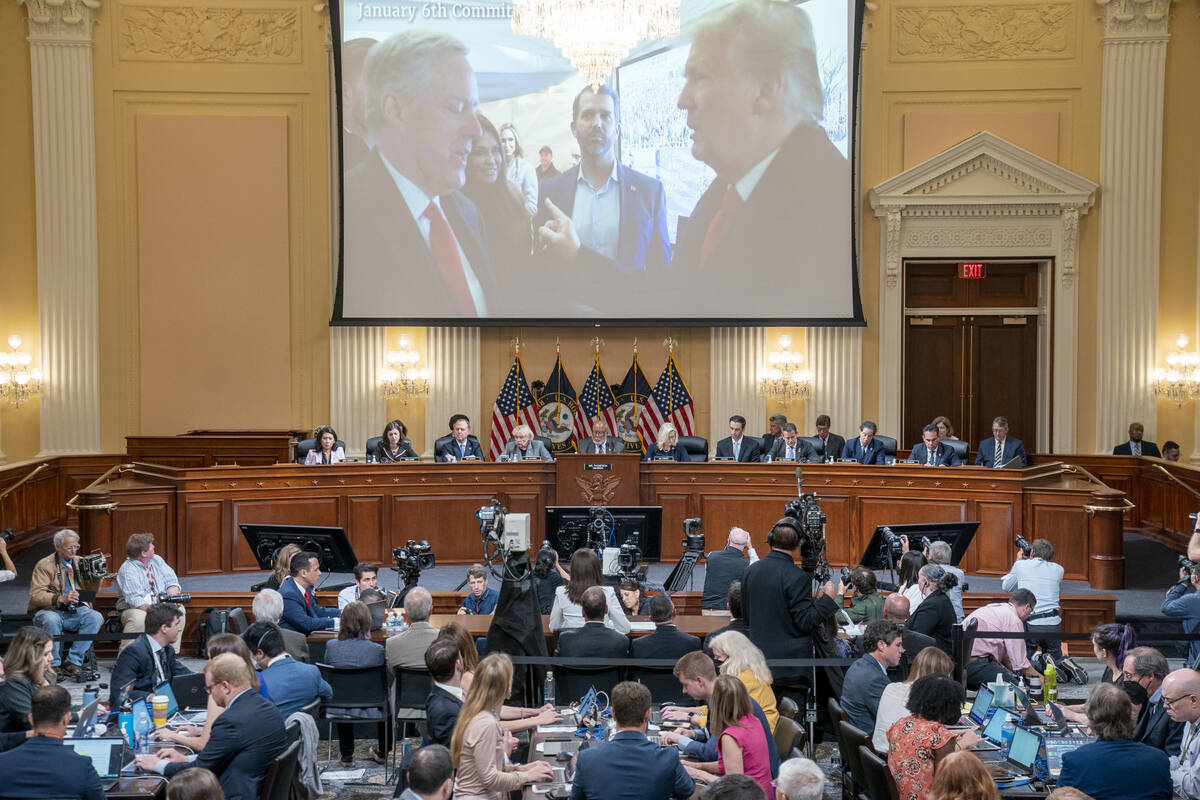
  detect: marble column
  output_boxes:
[424,327,479,458]
[1094,0,1172,451]
[804,327,863,436]
[710,328,764,453]
[329,326,386,457]
[19,0,102,455]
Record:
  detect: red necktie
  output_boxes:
[425,200,474,315]
[303,590,312,612]
[699,185,742,266]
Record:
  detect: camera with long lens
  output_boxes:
[783,493,830,582]
[1015,535,1032,557]
[558,507,611,557]
[682,518,705,553]
[157,592,191,604]
[393,539,436,587]
[617,532,643,578]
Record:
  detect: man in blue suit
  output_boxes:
[423,639,464,747]
[840,620,902,733]
[279,550,339,634]
[139,653,288,800]
[436,416,484,462]
[909,424,963,467]
[974,416,1028,468]
[1059,683,1172,800]
[570,681,694,800]
[109,602,191,707]
[0,685,104,799]
[841,421,886,464]
[243,621,331,717]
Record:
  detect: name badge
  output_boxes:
[585,464,612,471]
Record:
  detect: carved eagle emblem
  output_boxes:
[576,474,622,505]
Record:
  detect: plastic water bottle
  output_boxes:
[132,703,153,755]
[544,671,556,708]
[1044,662,1058,704]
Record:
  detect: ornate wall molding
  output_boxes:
[902,225,1054,250]
[892,3,1073,61]
[18,0,100,43]
[1097,0,1174,38]
[117,5,301,62]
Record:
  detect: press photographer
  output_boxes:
[1162,558,1200,667]
[1001,536,1064,665]
[27,529,105,681]
[116,532,185,653]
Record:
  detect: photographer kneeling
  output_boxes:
[28,529,104,681]
[116,532,185,653]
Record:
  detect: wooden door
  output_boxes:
[903,316,965,447]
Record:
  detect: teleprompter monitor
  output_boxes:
[238,523,360,574]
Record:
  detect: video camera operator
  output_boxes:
[1162,561,1200,668]
[1001,537,1064,665]
[115,532,185,653]
[27,529,104,681]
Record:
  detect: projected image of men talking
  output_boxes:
[674,0,852,317]
[341,32,496,319]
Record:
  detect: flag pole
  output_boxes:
[663,337,678,417]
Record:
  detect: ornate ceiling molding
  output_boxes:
[18,0,100,43]
[1097,0,1175,38]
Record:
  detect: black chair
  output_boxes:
[798,436,825,458]
[858,744,899,800]
[258,738,301,800]
[627,664,694,707]
[298,698,320,720]
[773,714,806,760]
[296,438,347,463]
[392,665,433,740]
[317,663,393,781]
[285,717,302,745]
[433,434,482,461]
[554,663,622,702]
[534,435,553,453]
[365,436,382,456]
[676,436,709,462]
[839,721,872,799]
[945,439,969,462]
[874,436,898,459]
[829,698,854,800]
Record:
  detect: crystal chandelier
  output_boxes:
[1154,334,1200,407]
[511,0,680,85]
[0,335,42,409]
[378,334,431,405]
[759,335,812,402]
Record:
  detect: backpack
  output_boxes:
[195,607,248,656]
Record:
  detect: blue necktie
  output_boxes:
[460,443,466,458]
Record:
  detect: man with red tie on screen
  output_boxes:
[340,30,496,319]
[279,551,340,634]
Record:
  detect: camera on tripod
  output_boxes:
[477,500,531,556]
[393,540,436,587]
[682,518,705,553]
[1015,535,1032,557]
[783,493,830,582]
[617,532,643,579]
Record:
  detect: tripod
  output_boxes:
[663,547,705,593]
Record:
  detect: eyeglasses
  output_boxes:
[1163,693,1196,708]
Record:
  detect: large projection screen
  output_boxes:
[332,0,864,325]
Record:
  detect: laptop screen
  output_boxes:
[982,709,1014,743]
[1007,726,1040,769]
[64,738,125,778]
[969,685,995,724]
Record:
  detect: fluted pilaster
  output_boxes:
[424,327,479,458]
[20,0,102,455]
[1094,0,1172,451]
[329,326,386,457]
[710,328,764,454]
[804,327,862,435]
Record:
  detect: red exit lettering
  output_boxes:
[959,262,986,279]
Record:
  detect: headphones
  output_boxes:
[767,517,801,548]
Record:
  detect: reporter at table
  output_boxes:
[642,422,688,462]
[438,416,484,462]
[305,425,345,465]
[499,424,554,462]
[374,419,417,462]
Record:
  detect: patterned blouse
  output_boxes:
[886,715,954,800]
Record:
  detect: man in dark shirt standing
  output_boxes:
[701,527,758,612]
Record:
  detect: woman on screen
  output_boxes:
[464,115,532,276]
[305,426,345,465]
[498,123,539,216]
[374,419,417,462]
[642,422,688,462]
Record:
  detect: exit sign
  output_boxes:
[959,262,986,279]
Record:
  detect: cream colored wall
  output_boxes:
[1,0,1198,461]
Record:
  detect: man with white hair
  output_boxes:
[701,527,758,613]
[28,529,103,680]
[386,586,439,669]
[251,588,309,662]
[925,540,965,622]
[673,0,851,317]
[776,757,825,800]
[341,30,495,318]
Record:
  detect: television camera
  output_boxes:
[783,493,831,583]
[477,500,532,580]
[393,540,436,588]
[555,506,612,556]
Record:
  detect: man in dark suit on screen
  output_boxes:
[341,30,495,319]
[909,424,962,467]
[714,415,762,462]
[1114,421,1162,457]
[974,416,1028,468]
[672,0,853,318]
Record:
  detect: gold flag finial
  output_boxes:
[555,337,561,354]
[590,336,604,355]
[663,337,678,355]
[510,337,523,355]
[633,337,639,356]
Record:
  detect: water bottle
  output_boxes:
[1044,662,1058,704]
[132,703,153,755]
[117,699,134,749]
[544,671,556,708]
[1001,719,1016,748]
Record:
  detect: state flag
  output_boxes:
[537,354,583,454]
[615,356,654,454]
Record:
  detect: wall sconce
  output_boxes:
[0,335,42,409]
[1154,333,1200,407]
[759,335,813,402]
[378,334,431,404]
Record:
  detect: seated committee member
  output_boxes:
[138,653,288,800]
[577,420,624,454]
[555,587,631,658]
[643,422,688,462]
[931,416,958,441]
[279,550,339,633]
[1114,421,1161,457]
[374,419,418,462]
[0,685,105,800]
[974,416,1027,468]
[549,549,631,633]
[459,564,500,615]
[243,621,332,717]
[1059,683,1172,800]
[438,416,483,462]
[715,415,762,462]
[28,528,103,681]
[909,424,962,467]
[463,114,533,276]
[702,527,758,612]
[841,421,885,465]
[116,532,184,653]
[570,681,695,800]
[840,620,903,734]
[109,603,191,707]
[387,586,439,669]
[760,414,785,455]
[500,424,554,462]
[813,415,846,462]
[304,425,345,464]
[767,423,818,462]
[424,639,465,747]
[338,561,378,609]
[251,588,309,662]
[631,595,701,660]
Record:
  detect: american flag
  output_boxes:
[640,353,696,444]
[488,356,540,461]
[576,356,620,441]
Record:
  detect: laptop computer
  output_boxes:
[64,737,132,791]
[1043,734,1092,778]
[172,673,208,711]
[967,708,1015,753]
[968,684,995,725]
[998,725,1042,778]
[72,698,100,738]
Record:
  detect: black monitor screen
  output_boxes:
[544,506,662,562]
[237,523,360,573]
